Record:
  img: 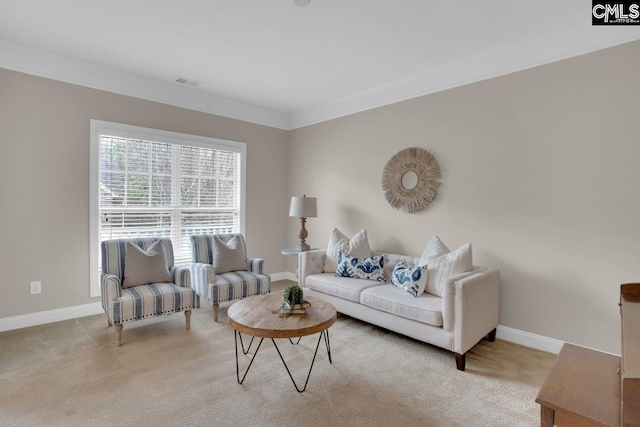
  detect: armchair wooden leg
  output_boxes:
[455,353,466,371]
[196,295,200,309]
[213,303,219,322]
[114,324,123,347]
[185,310,192,330]
[107,319,112,327]
[487,328,497,342]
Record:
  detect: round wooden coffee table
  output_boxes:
[228,293,337,392]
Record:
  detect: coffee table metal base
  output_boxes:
[234,330,332,393]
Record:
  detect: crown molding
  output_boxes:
[2,26,640,132]
[0,39,290,130]
[288,25,640,130]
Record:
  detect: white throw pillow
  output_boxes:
[324,228,371,273]
[418,235,450,265]
[419,236,473,297]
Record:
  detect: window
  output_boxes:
[90,120,246,297]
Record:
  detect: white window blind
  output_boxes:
[90,121,246,297]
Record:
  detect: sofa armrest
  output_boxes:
[100,273,121,313]
[170,265,191,288]
[190,262,216,297]
[442,267,500,355]
[246,257,265,274]
[298,250,326,287]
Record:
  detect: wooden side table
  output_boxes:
[536,343,621,427]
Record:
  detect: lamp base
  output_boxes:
[297,217,310,252]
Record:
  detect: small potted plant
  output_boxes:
[273,284,308,317]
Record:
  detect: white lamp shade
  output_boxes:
[289,196,317,218]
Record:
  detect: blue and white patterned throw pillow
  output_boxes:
[391,260,428,297]
[335,251,386,282]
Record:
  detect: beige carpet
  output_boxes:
[0,281,556,427]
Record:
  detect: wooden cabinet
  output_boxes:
[536,343,620,427]
[621,283,640,426]
[535,284,640,426]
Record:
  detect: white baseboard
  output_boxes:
[0,294,566,355]
[0,271,294,334]
[496,325,564,354]
[0,302,104,333]
[270,271,297,282]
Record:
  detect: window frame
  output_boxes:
[89,120,246,298]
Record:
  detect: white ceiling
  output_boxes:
[1,1,639,129]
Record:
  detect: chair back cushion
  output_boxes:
[122,241,173,288]
[101,237,175,281]
[211,234,248,273]
[190,233,247,265]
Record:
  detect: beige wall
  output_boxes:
[0,68,289,318]
[287,40,640,354]
[2,40,639,353]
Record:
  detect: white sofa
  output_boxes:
[299,250,500,371]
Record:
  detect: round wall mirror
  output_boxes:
[401,171,419,190]
[382,147,441,214]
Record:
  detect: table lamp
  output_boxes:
[289,195,317,252]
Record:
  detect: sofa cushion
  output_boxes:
[360,285,443,327]
[325,228,371,273]
[306,273,383,302]
[336,252,386,282]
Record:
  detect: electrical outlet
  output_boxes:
[30,281,41,295]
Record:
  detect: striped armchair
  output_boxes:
[190,233,271,321]
[101,237,196,346]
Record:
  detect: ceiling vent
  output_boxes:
[176,77,201,87]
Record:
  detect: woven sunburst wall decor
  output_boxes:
[382,147,441,214]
